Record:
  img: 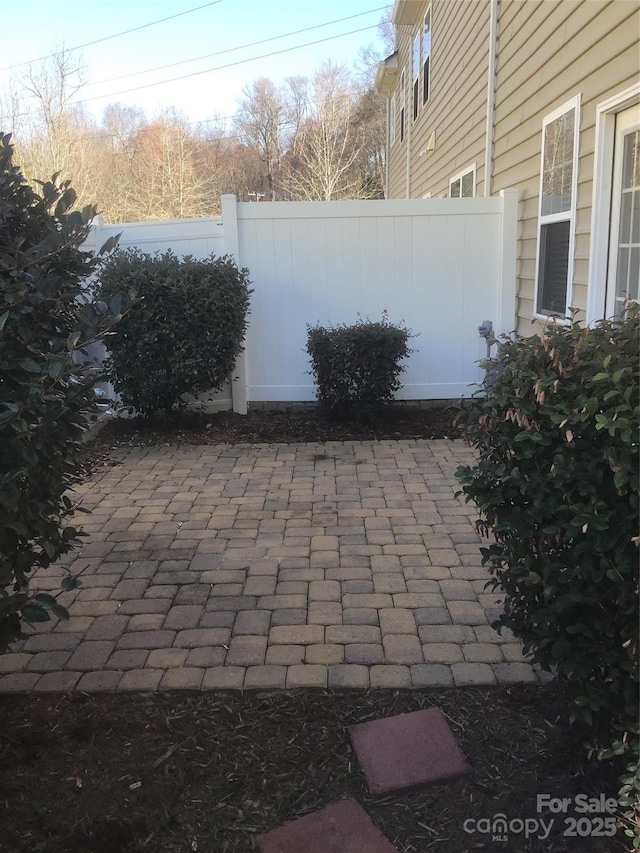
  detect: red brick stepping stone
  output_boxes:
[348,707,470,796]
[256,797,398,853]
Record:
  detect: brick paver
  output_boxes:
[1,438,543,692]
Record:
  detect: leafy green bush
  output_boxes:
[456,307,639,836]
[96,249,252,416]
[306,314,413,420]
[0,132,120,651]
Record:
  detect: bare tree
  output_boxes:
[287,62,365,201]
[351,88,386,199]
[0,48,103,209]
[20,48,87,178]
[193,118,235,213]
[0,81,23,140]
[283,76,308,142]
[349,7,394,199]
[355,6,396,87]
[127,108,213,220]
[0,41,387,220]
[88,103,147,222]
[102,103,146,150]
[234,78,287,200]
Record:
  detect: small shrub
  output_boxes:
[96,249,252,416]
[306,314,413,420]
[456,306,639,832]
[0,133,121,650]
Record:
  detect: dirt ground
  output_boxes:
[89,404,463,452]
[0,685,627,853]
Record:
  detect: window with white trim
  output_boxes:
[535,96,580,317]
[449,164,476,197]
[412,33,420,121]
[412,8,431,121]
[423,8,431,105]
[400,70,406,142]
[390,92,397,146]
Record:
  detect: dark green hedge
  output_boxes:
[306,315,413,420]
[456,307,639,834]
[0,133,120,649]
[96,249,252,416]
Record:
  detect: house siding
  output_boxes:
[387,61,407,197]
[388,0,490,199]
[493,0,639,331]
[382,0,640,333]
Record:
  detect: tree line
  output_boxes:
[1,42,388,223]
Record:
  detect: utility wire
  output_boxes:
[71,24,379,106]
[1,0,224,72]
[66,84,375,143]
[83,6,387,88]
[4,37,378,125]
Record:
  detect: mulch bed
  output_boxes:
[0,685,626,853]
[3,406,628,852]
[88,404,464,452]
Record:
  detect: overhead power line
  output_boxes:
[3,26,381,126]
[71,24,379,106]
[83,6,387,89]
[1,0,224,72]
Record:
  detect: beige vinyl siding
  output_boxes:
[411,0,489,197]
[387,62,408,197]
[384,0,639,332]
[386,0,489,199]
[492,0,640,332]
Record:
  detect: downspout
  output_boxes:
[484,0,498,197]
[385,95,390,198]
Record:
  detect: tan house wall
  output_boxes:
[383,0,640,333]
[493,0,639,331]
[388,0,489,199]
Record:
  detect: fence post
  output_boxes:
[93,214,104,255]
[498,188,518,335]
[83,213,102,255]
[221,194,248,415]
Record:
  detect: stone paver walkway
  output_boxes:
[0,439,541,693]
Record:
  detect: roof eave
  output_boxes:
[374,51,399,97]
[392,0,423,28]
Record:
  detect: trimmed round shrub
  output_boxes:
[306,314,414,420]
[456,306,639,833]
[96,249,252,416]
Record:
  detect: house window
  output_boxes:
[412,9,431,120]
[390,92,397,146]
[400,71,406,142]
[423,8,431,105]
[612,124,640,312]
[412,33,420,121]
[449,164,476,197]
[535,96,580,317]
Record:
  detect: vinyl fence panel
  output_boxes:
[229,192,516,403]
[84,191,517,411]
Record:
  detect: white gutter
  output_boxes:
[484,0,498,197]
[385,96,390,198]
[374,52,399,199]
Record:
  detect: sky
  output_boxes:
[1,0,390,130]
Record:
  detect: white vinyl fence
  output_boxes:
[85,191,517,413]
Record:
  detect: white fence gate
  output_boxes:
[85,191,517,413]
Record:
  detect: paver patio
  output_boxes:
[0,439,542,693]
